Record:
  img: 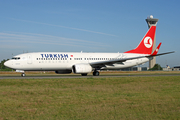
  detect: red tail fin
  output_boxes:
[124,26,156,55]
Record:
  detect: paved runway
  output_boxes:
[0,74,180,79]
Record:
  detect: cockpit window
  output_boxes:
[12,57,21,60]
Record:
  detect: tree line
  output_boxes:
[0,59,12,71]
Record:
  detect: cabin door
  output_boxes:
[27,54,32,64]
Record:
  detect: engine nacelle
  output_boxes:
[55,70,72,74]
[72,64,92,74]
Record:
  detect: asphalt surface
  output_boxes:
[0,74,180,79]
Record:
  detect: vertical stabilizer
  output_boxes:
[124,26,156,55]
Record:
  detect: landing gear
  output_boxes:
[93,71,99,76]
[21,73,26,77]
[81,73,87,76]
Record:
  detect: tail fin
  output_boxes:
[124,26,156,55]
[151,42,161,56]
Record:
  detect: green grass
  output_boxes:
[0,76,180,120]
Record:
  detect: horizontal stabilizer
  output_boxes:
[148,51,175,57]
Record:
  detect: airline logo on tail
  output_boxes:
[144,37,153,48]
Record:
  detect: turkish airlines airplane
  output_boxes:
[4,26,174,76]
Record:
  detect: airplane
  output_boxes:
[4,26,174,76]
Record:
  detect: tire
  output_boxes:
[21,73,26,77]
[93,71,99,76]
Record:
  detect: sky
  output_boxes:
[0,0,179,67]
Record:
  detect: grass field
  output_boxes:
[0,76,180,119]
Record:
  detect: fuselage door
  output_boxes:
[27,54,32,64]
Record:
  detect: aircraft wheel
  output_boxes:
[81,73,87,76]
[21,73,26,77]
[93,71,99,76]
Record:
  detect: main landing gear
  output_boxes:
[81,71,100,76]
[93,70,99,76]
[21,73,26,77]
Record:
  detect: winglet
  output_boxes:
[151,42,162,56]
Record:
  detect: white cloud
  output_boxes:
[8,18,118,37]
[0,32,110,49]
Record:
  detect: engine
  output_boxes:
[55,70,72,74]
[72,64,92,74]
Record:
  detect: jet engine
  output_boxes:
[72,64,92,74]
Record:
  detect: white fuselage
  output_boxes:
[5,52,149,71]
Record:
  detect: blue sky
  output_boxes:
[0,0,179,67]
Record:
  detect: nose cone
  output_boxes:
[4,61,12,68]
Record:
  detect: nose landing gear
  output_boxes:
[21,73,26,77]
[16,70,26,77]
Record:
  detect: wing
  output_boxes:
[90,55,146,68]
[90,51,175,68]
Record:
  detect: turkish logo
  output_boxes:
[144,37,153,48]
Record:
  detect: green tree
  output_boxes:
[0,59,12,71]
[0,59,6,69]
[149,64,162,71]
